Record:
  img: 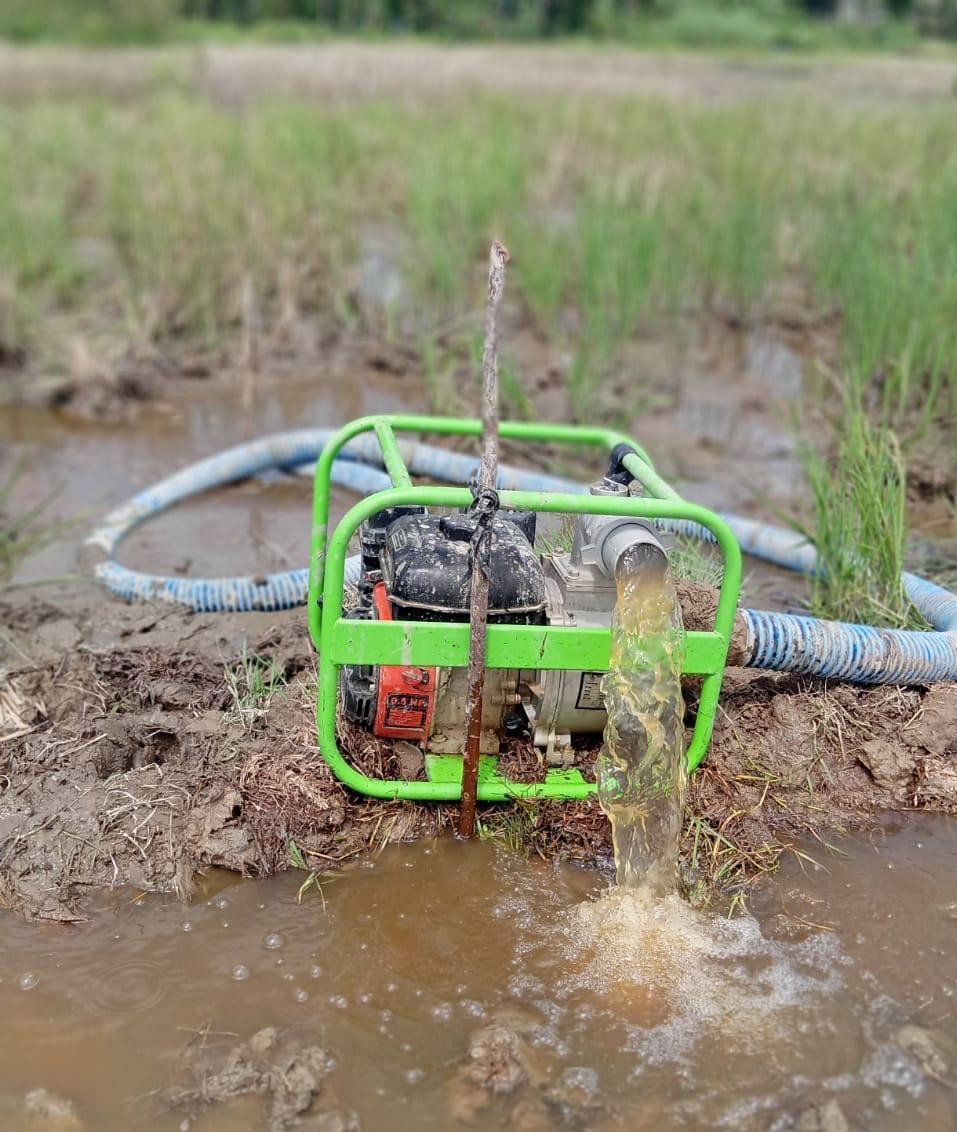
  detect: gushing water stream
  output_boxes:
[596,551,686,893]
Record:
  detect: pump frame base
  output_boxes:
[307,415,743,801]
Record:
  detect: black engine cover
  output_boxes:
[379,512,546,623]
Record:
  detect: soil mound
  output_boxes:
[1,585,954,920]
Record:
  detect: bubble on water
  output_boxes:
[18,972,39,991]
[861,1043,925,1096]
[263,932,285,951]
[283,973,294,982]
[461,999,486,1019]
[431,1002,453,1022]
[400,1042,413,1053]
[215,895,229,910]
[231,964,250,981]
[221,921,230,929]
[276,958,285,967]
[405,1069,424,1084]
[560,1066,599,1096]
[380,1009,393,1022]
[561,887,845,1065]
[310,965,323,979]
[359,992,372,1005]
[295,988,309,1003]
[385,982,398,993]
[182,921,193,933]
[508,974,545,999]
[330,994,349,1009]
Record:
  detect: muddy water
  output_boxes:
[0,373,413,587]
[0,346,813,609]
[0,818,955,1131]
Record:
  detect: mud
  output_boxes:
[162,1027,350,1131]
[0,591,444,921]
[2,580,955,923]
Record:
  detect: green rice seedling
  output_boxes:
[512,221,573,333]
[669,534,724,588]
[419,333,462,416]
[477,804,540,855]
[535,514,576,557]
[0,464,69,582]
[224,646,287,730]
[798,415,920,629]
[812,165,957,438]
[577,192,661,343]
[2,84,956,462]
[497,355,535,421]
[402,103,528,318]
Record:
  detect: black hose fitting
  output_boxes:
[605,442,640,488]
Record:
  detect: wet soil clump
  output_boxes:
[0,584,955,921]
[0,589,443,921]
[163,1026,355,1131]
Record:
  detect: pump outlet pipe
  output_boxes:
[84,430,957,685]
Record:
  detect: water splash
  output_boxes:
[575,554,849,1072]
[597,554,686,894]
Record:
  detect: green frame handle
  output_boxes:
[308,415,742,801]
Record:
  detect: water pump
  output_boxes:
[339,471,668,765]
[308,414,742,802]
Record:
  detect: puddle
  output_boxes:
[0,363,811,615]
[0,817,954,1131]
[0,372,413,586]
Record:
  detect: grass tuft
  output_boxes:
[0,465,67,582]
[798,415,922,628]
[224,646,287,731]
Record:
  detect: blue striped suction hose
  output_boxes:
[84,430,957,684]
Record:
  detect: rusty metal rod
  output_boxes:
[459,239,509,839]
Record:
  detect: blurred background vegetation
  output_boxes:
[2,0,956,48]
[1,1,955,625]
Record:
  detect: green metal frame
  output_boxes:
[307,414,742,801]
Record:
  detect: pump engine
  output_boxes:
[340,462,668,765]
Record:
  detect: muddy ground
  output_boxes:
[1,43,955,924]
[1,581,955,923]
[1,286,954,925]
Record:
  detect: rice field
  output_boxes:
[1,45,955,621]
